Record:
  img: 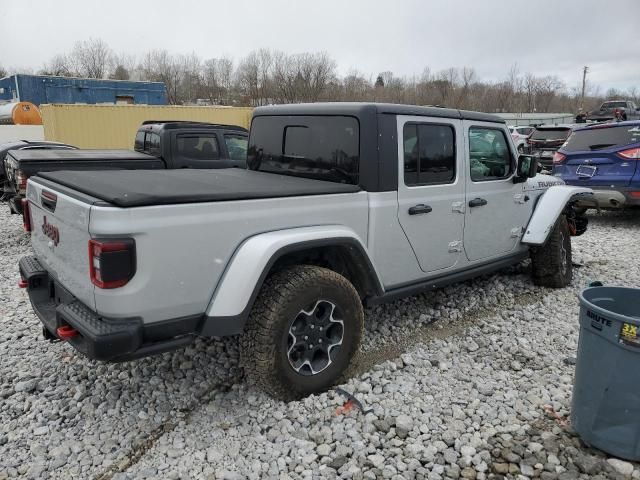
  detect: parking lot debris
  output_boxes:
[334,387,373,415]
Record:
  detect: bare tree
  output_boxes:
[40,54,76,77]
[0,65,7,78]
[203,57,235,104]
[71,38,113,78]
[109,53,137,80]
[236,49,273,106]
[140,50,181,104]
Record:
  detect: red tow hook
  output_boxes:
[18,278,28,289]
[56,326,79,340]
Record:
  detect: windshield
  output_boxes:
[247,115,359,184]
[530,128,571,141]
[562,125,640,151]
[601,101,627,109]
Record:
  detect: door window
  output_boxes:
[224,134,248,161]
[469,127,513,182]
[403,123,456,186]
[176,135,220,160]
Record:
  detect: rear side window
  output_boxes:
[134,131,145,151]
[248,116,359,184]
[147,133,161,156]
[176,134,220,160]
[403,123,456,186]
[562,125,640,152]
[531,128,571,141]
[224,134,248,161]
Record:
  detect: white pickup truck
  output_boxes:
[19,103,593,399]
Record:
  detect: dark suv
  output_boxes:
[528,125,577,170]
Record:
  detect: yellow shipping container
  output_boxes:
[40,104,253,149]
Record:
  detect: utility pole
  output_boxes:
[580,66,589,111]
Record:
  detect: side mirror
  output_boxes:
[514,154,538,183]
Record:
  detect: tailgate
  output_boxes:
[26,179,94,309]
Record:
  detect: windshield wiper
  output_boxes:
[589,143,616,150]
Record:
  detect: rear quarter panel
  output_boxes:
[89,192,369,323]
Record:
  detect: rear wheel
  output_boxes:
[241,265,363,400]
[530,215,573,288]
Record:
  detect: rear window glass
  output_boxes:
[530,128,571,141]
[248,116,359,184]
[176,135,220,160]
[601,101,627,109]
[562,125,640,152]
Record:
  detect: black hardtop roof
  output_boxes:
[139,120,247,133]
[8,149,155,161]
[253,102,505,124]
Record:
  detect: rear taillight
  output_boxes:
[88,238,136,289]
[22,199,32,232]
[16,170,28,193]
[618,148,640,160]
[553,152,566,164]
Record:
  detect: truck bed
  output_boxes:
[34,168,361,207]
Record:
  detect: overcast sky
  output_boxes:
[2,0,639,92]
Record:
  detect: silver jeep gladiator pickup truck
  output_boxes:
[19,103,593,399]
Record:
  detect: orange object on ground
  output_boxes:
[0,101,42,125]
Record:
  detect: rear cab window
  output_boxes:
[602,101,628,109]
[175,134,220,160]
[248,116,359,184]
[530,128,572,142]
[562,125,640,152]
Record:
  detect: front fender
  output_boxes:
[521,186,594,245]
[202,225,382,334]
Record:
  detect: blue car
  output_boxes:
[553,121,640,209]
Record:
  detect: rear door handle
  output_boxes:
[408,204,433,215]
[468,198,488,208]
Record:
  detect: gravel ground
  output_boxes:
[1,204,640,480]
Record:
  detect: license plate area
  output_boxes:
[576,165,597,178]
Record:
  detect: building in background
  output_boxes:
[0,74,167,106]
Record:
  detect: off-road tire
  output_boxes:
[530,215,572,288]
[241,265,364,401]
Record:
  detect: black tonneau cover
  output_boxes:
[9,149,163,176]
[9,149,157,162]
[34,169,361,208]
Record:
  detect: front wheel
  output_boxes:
[530,215,573,288]
[241,265,364,400]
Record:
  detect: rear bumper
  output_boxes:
[19,255,201,361]
[587,187,640,209]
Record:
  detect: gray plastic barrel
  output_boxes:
[571,285,640,460]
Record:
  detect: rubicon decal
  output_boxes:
[42,216,60,246]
